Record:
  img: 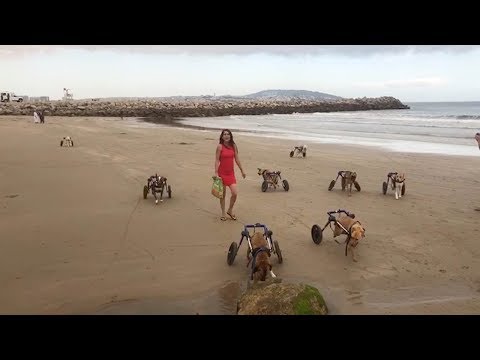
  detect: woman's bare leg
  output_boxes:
[227,184,238,215]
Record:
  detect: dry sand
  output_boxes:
[1,115,480,315]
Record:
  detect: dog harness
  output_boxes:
[249,246,270,280]
[262,170,280,179]
[331,219,362,256]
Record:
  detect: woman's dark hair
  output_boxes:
[219,129,236,147]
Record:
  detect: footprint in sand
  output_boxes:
[346,290,363,305]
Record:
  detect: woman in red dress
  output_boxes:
[215,129,246,221]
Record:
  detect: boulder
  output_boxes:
[237,278,328,315]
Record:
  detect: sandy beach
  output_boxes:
[1,115,480,315]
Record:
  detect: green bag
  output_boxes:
[211,176,224,199]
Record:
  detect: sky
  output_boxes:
[1,45,479,102]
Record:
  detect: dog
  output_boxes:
[257,168,282,190]
[290,145,307,158]
[388,172,405,200]
[393,173,405,200]
[60,136,73,147]
[257,168,280,182]
[247,232,275,281]
[148,175,168,204]
[257,168,274,183]
[340,171,357,196]
[333,214,366,262]
[257,168,270,179]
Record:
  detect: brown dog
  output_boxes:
[341,171,357,196]
[257,168,283,191]
[247,232,274,281]
[333,215,366,262]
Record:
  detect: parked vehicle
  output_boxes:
[1,92,24,102]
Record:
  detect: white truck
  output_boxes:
[1,92,24,102]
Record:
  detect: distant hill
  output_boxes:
[242,89,343,101]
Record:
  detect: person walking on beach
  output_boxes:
[39,110,45,124]
[214,129,246,221]
[33,111,40,124]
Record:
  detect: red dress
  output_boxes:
[218,144,236,186]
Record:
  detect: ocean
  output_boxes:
[135,102,480,157]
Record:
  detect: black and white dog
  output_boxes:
[60,136,74,147]
[147,174,168,204]
[290,145,307,158]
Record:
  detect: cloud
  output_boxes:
[357,77,447,88]
[0,45,479,58]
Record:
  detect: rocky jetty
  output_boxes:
[0,96,409,118]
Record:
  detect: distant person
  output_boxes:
[214,129,246,221]
[33,111,40,124]
[39,110,45,124]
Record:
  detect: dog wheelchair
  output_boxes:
[382,172,406,196]
[328,170,361,192]
[258,169,290,192]
[311,209,356,255]
[290,145,307,158]
[143,174,172,204]
[227,223,283,268]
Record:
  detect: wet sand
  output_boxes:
[1,115,480,315]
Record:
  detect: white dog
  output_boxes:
[393,173,405,200]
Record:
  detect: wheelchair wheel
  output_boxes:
[282,179,289,191]
[143,185,148,199]
[328,180,336,191]
[402,183,406,196]
[261,180,268,192]
[227,242,238,266]
[303,152,306,158]
[71,141,74,147]
[354,181,361,192]
[167,185,172,198]
[273,240,283,264]
[290,151,294,157]
[382,181,388,195]
[311,224,323,244]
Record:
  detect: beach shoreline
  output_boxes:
[1,115,480,315]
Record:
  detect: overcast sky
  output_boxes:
[1,45,479,102]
